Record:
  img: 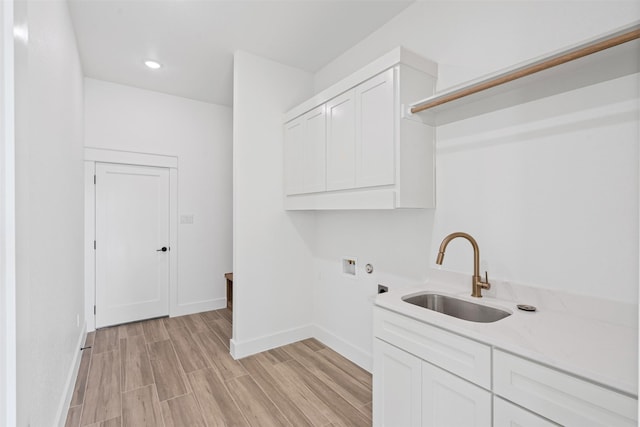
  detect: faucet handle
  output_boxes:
[483,271,491,289]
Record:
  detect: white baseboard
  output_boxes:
[230,324,314,360]
[85,299,229,333]
[312,325,372,373]
[228,323,373,372]
[55,324,87,427]
[172,297,227,317]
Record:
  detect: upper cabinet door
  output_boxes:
[303,105,326,193]
[284,106,326,195]
[326,89,357,191]
[284,117,305,195]
[356,68,395,188]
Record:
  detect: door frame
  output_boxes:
[84,148,178,331]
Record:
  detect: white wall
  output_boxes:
[232,50,316,358]
[315,1,640,93]
[434,74,638,301]
[0,1,16,425]
[84,78,233,317]
[313,210,435,368]
[309,1,639,370]
[14,1,86,425]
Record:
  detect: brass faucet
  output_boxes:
[436,232,490,298]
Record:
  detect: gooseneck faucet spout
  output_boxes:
[436,232,490,298]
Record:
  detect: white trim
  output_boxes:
[285,187,396,210]
[311,325,372,373]
[54,326,87,427]
[83,161,96,331]
[173,298,227,317]
[228,323,372,372]
[168,168,179,317]
[284,47,438,122]
[230,324,314,360]
[84,149,179,331]
[84,147,178,169]
[1,1,16,425]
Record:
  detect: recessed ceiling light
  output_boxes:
[144,60,162,70]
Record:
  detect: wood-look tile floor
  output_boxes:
[65,309,372,427]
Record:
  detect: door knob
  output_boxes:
[156,247,168,252]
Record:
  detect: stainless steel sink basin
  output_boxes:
[402,293,511,323]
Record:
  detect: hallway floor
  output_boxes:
[64,309,372,426]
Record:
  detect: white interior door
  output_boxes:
[95,163,170,328]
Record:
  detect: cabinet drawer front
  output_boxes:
[494,350,638,427]
[374,307,491,389]
[494,397,558,427]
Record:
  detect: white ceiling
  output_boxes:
[68,0,413,106]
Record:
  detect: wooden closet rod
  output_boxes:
[411,27,640,114]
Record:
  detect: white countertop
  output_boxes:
[375,273,638,397]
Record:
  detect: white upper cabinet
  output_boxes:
[325,69,395,192]
[284,105,326,195]
[326,89,356,191]
[283,47,438,210]
[302,105,327,193]
[356,69,395,188]
[283,118,305,195]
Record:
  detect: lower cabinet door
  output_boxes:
[373,339,421,427]
[494,397,558,427]
[493,349,637,427]
[421,361,491,427]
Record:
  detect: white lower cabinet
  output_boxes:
[421,361,491,427]
[374,307,492,427]
[373,338,491,427]
[493,350,638,427]
[373,339,421,427]
[373,307,638,427]
[494,397,558,427]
